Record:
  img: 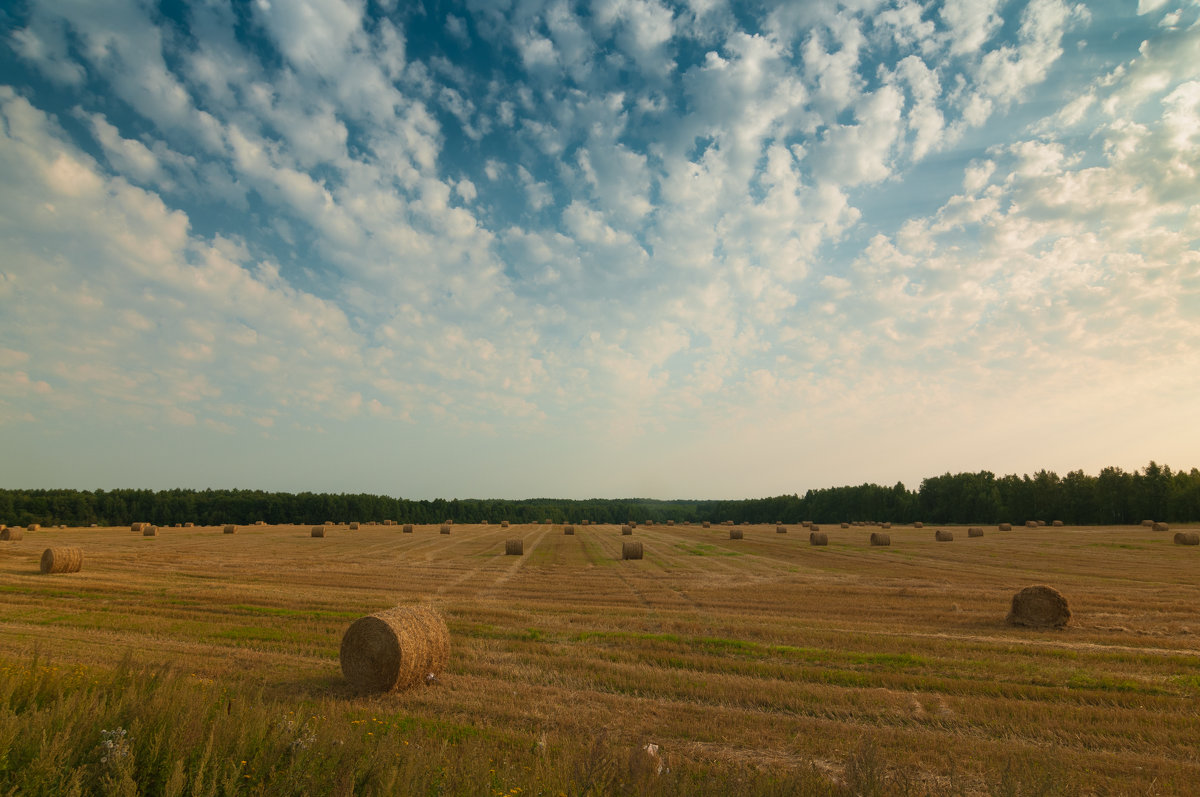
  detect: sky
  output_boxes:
[0,0,1197,500]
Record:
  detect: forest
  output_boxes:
[1,462,1196,527]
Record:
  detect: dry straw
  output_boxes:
[564,525,575,535]
[311,526,326,537]
[143,525,158,537]
[1153,522,1170,532]
[935,530,954,542]
[622,541,644,560]
[350,522,360,530]
[776,525,787,534]
[1173,532,1199,545]
[913,522,923,528]
[224,524,237,534]
[702,521,711,528]
[505,539,523,555]
[131,522,147,533]
[403,524,413,533]
[1025,520,1038,528]
[339,605,450,693]
[1141,519,1154,527]
[28,523,41,531]
[1,527,23,541]
[870,532,891,546]
[440,524,451,534]
[882,522,891,529]
[729,529,743,540]
[809,532,828,546]
[667,520,675,526]
[40,547,83,574]
[621,525,633,535]
[841,522,850,528]
[998,523,1012,531]
[810,524,820,532]
[1052,520,1064,527]
[1007,585,1070,628]
[184,522,194,527]
[501,520,509,528]
[968,527,984,538]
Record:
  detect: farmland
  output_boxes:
[2,521,1199,794]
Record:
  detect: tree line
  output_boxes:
[0,462,1195,527]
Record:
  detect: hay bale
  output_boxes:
[729,529,743,540]
[882,522,891,529]
[1153,522,1170,532]
[1141,519,1154,527]
[256,520,265,525]
[935,530,954,542]
[223,524,237,534]
[1,527,23,541]
[340,605,450,693]
[645,520,655,526]
[998,523,1012,531]
[809,532,828,546]
[622,541,644,560]
[131,522,147,533]
[440,524,451,534]
[173,523,182,528]
[1051,520,1064,527]
[667,520,675,526]
[143,525,158,537]
[402,524,413,533]
[1174,532,1199,545]
[89,523,97,527]
[840,522,849,528]
[870,532,891,546]
[501,520,509,528]
[312,526,326,537]
[184,522,194,527]
[1007,585,1070,629]
[809,524,820,532]
[564,525,575,535]
[913,522,923,528]
[28,523,41,531]
[40,547,83,574]
[702,521,711,528]
[350,522,360,530]
[776,525,787,534]
[1025,520,1038,528]
[505,539,523,555]
[621,525,633,535]
[968,527,984,538]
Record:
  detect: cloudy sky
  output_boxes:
[0,0,1197,499]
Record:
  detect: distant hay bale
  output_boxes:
[809,532,828,546]
[840,522,849,528]
[28,523,41,531]
[440,524,451,534]
[870,532,891,546]
[621,525,633,535]
[882,522,891,529]
[1025,520,1038,528]
[1153,522,1170,532]
[622,541,644,560]
[1,527,23,541]
[998,523,1012,531]
[384,520,395,526]
[543,518,551,525]
[581,520,588,526]
[809,524,820,532]
[564,525,575,535]
[143,525,158,537]
[501,521,509,528]
[402,524,413,533]
[968,527,984,538]
[723,520,734,526]
[89,523,97,528]
[1173,532,1199,545]
[223,524,237,534]
[729,529,743,540]
[256,520,265,526]
[184,522,193,527]
[58,524,66,529]
[1007,585,1070,629]
[131,523,147,533]
[776,525,787,534]
[702,521,711,528]
[667,520,675,526]
[1051,520,1064,527]
[173,523,181,528]
[803,520,813,527]
[740,521,749,526]
[339,605,450,693]
[1141,519,1154,527]
[645,520,655,526]
[505,539,523,555]
[482,520,489,525]
[350,522,359,530]
[935,530,954,542]
[913,522,923,528]
[311,526,326,537]
[40,547,83,574]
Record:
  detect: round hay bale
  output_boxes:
[89,523,98,527]
[1141,519,1154,527]
[28,523,41,531]
[173,523,182,528]
[912,522,923,529]
[1,527,23,541]
[935,530,954,542]
[840,522,850,529]
[564,525,575,535]
[402,524,413,533]
[256,520,265,526]
[645,520,655,526]
[143,525,158,537]
[968,527,984,538]
[882,522,891,529]
[1153,522,1170,532]
[1025,520,1038,528]
[809,532,828,546]
[311,526,326,538]
[1173,532,1199,546]
[622,541,644,560]
[702,521,711,528]
[809,524,820,532]
[131,522,147,533]
[500,520,510,528]
[505,539,523,555]
[776,525,787,534]
[729,529,743,540]
[667,520,675,526]
[223,524,237,534]
[870,532,891,546]
[350,522,360,530]
[998,523,1012,531]
[339,605,450,693]
[1051,520,1064,527]
[40,547,83,574]
[621,525,633,535]
[440,524,451,534]
[184,522,194,527]
[1007,585,1070,629]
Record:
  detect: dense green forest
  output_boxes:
[1,462,1196,527]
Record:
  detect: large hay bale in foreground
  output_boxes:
[968,527,984,538]
[622,541,644,560]
[1174,532,1199,546]
[935,530,954,542]
[809,532,828,546]
[440,524,451,534]
[776,525,787,534]
[311,526,326,537]
[1007,585,1070,629]
[402,524,413,533]
[870,532,891,546]
[729,529,743,540]
[340,605,450,693]
[223,524,237,534]
[1153,522,1170,532]
[143,525,158,537]
[505,539,523,555]
[564,525,575,535]
[998,523,1012,531]
[1,527,23,541]
[621,525,633,535]
[40,547,83,574]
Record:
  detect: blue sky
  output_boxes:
[1,0,1197,499]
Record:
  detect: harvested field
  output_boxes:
[1,521,1199,792]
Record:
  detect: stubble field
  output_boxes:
[2,520,1199,794]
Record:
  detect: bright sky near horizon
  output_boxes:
[0,0,1197,500]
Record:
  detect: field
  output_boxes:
[3,521,1199,795]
